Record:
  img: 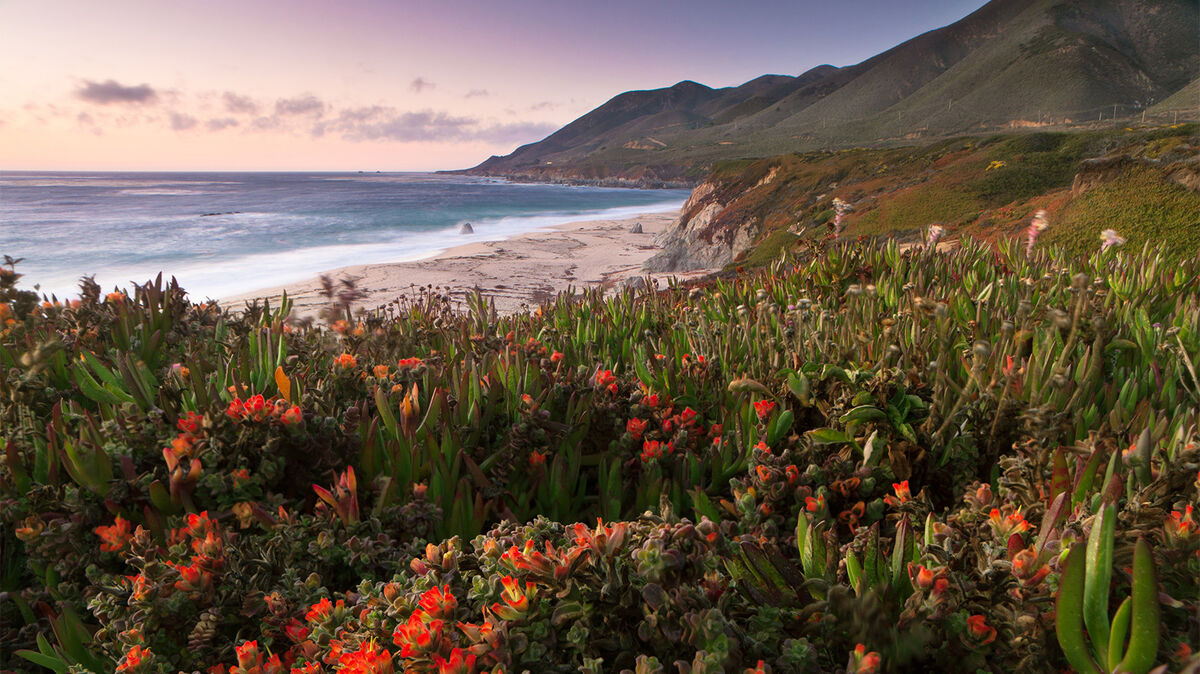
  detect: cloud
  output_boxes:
[410,77,436,93]
[76,79,158,105]
[529,101,559,112]
[169,112,198,131]
[313,106,557,146]
[223,92,258,115]
[473,121,558,145]
[316,107,472,142]
[275,95,326,116]
[206,117,239,131]
[465,89,490,98]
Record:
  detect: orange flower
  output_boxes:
[550,351,563,363]
[337,640,392,674]
[95,516,134,552]
[305,598,335,623]
[884,480,911,507]
[372,364,390,378]
[756,465,772,482]
[988,507,1030,539]
[785,465,799,484]
[418,585,457,619]
[334,353,357,369]
[529,450,546,468]
[397,357,422,369]
[852,644,881,673]
[434,648,476,674]
[593,368,616,388]
[115,644,150,672]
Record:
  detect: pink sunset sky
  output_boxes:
[1,0,987,171]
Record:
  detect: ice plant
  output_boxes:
[1099,228,1126,251]
[1025,210,1049,255]
[850,644,881,673]
[334,353,357,369]
[987,508,1029,539]
[312,466,360,525]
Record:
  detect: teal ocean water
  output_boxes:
[0,172,688,300]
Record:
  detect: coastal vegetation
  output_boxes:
[2,233,1198,672]
[645,124,1199,273]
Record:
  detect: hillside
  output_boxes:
[643,124,1200,272]
[462,0,1198,185]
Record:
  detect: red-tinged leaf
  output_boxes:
[1050,447,1070,505]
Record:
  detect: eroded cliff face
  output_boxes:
[644,171,774,272]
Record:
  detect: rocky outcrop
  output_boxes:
[1072,154,1200,196]
[643,179,761,272]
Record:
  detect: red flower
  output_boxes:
[641,440,666,462]
[392,611,443,658]
[396,357,423,369]
[285,619,311,644]
[606,382,619,395]
[550,351,563,363]
[755,465,772,482]
[644,394,660,408]
[280,405,302,425]
[852,644,881,673]
[679,407,699,425]
[988,508,1030,539]
[529,450,546,468]
[177,411,204,434]
[805,494,825,513]
[785,465,799,484]
[593,368,616,388]
[966,614,997,645]
[626,418,648,441]
[753,399,775,420]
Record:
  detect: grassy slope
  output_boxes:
[707,125,1199,267]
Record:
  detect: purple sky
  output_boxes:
[0,0,989,170]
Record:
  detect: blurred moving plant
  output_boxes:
[1,237,1198,672]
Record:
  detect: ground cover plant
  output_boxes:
[1,237,1198,673]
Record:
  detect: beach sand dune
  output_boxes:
[223,210,708,316]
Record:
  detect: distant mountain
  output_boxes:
[462,0,1198,186]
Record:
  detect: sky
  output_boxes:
[0,0,989,171]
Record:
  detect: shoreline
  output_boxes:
[221,209,710,316]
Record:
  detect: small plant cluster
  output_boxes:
[1,237,1198,672]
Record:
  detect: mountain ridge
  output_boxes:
[460,0,1198,186]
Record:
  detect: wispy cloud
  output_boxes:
[76,79,158,105]
[275,95,326,116]
[316,107,471,141]
[410,77,436,93]
[206,117,239,131]
[169,112,198,131]
[314,105,556,145]
[465,89,490,98]
[222,92,258,115]
[529,101,559,111]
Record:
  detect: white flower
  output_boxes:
[927,224,947,246]
[1100,228,1126,251]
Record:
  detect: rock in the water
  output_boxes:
[630,222,643,234]
[459,222,475,234]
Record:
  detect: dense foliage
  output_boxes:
[1,239,1198,673]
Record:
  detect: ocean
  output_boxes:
[0,172,689,301]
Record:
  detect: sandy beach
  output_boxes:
[222,210,710,316]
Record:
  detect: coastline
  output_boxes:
[221,209,709,316]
